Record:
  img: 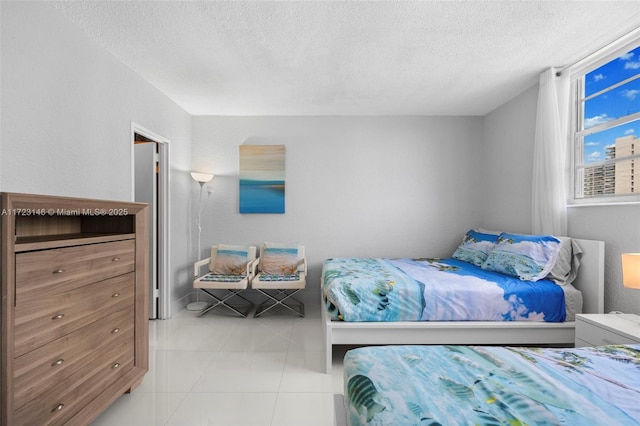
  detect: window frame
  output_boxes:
[570,36,640,206]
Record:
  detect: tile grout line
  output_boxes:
[269,313,298,425]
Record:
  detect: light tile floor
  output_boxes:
[92,302,346,426]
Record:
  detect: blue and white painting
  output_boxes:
[239,145,285,214]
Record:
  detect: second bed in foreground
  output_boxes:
[337,344,640,425]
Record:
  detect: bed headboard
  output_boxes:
[573,238,605,314]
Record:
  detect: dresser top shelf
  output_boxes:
[2,192,143,253]
[15,233,136,252]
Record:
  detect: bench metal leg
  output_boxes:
[197,289,255,318]
[254,288,305,318]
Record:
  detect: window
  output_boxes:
[573,44,640,202]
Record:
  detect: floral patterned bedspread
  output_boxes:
[343,344,640,425]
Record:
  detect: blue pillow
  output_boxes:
[481,233,562,281]
[451,230,500,266]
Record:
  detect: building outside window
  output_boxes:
[573,44,640,202]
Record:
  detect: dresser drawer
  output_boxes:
[15,238,135,303]
[14,308,134,409]
[14,336,134,426]
[576,320,640,346]
[14,272,134,357]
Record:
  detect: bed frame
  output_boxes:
[322,238,605,373]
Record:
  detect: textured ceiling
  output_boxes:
[52,1,640,116]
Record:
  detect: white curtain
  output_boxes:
[532,67,571,236]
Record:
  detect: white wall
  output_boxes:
[7,1,635,315]
[1,2,194,313]
[482,83,640,315]
[481,84,538,234]
[568,205,640,314]
[192,115,484,302]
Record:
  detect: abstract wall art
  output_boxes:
[239,145,285,213]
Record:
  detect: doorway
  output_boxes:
[132,123,170,319]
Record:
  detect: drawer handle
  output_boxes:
[112,328,120,334]
[112,293,120,298]
[602,338,616,345]
[52,403,64,412]
[52,269,65,274]
[112,362,120,369]
[51,358,65,366]
[112,257,121,261]
[51,314,65,320]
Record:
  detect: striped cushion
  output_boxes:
[259,273,300,281]
[200,273,245,282]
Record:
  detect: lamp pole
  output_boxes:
[187,172,214,311]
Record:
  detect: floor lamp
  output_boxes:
[187,171,214,311]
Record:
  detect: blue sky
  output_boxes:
[583,45,640,164]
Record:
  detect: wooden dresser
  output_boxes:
[1,193,149,426]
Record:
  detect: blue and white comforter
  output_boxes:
[343,344,640,425]
[322,257,566,322]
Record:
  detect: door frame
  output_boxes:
[131,122,171,319]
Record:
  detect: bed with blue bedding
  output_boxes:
[323,257,569,323]
[321,233,605,374]
[339,344,640,425]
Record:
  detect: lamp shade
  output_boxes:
[190,172,214,183]
[621,253,640,290]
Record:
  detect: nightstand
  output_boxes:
[575,313,640,347]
